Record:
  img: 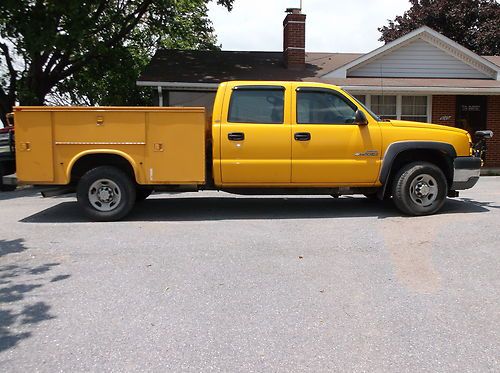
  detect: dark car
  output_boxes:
[0,114,16,191]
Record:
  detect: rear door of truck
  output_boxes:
[219,82,292,184]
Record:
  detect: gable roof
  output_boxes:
[137,50,362,86]
[484,56,500,67]
[136,28,500,93]
[324,26,500,80]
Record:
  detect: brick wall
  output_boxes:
[432,95,456,126]
[283,11,306,69]
[486,96,500,167]
[432,95,500,167]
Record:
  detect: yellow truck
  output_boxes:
[10,81,492,220]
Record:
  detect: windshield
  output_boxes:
[341,89,382,122]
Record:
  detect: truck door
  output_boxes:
[291,86,382,184]
[220,83,292,184]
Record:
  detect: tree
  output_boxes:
[0,0,233,125]
[379,0,500,55]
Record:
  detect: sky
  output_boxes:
[208,0,412,53]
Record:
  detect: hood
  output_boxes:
[389,120,468,135]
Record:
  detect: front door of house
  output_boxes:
[456,96,487,134]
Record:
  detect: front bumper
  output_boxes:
[451,157,481,190]
[1,173,17,186]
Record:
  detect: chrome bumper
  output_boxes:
[1,173,17,186]
[452,157,481,190]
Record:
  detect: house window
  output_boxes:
[371,95,397,120]
[346,92,431,123]
[401,96,428,122]
[353,95,366,104]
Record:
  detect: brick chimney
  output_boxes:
[283,8,306,69]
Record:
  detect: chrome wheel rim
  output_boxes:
[409,174,438,207]
[88,179,122,212]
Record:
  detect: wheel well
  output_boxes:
[385,149,454,195]
[70,154,135,184]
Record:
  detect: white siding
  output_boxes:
[348,39,489,79]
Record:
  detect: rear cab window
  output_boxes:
[228,86,285,124]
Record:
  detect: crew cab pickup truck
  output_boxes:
[10,81,492,221]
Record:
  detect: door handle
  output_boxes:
[294,132,311,141]
[228,132,245,141]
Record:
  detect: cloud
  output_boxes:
[208,0,411,53]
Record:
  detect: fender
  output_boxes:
[378,141,457,197]
[66,149,141,184]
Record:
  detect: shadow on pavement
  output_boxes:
[458,197,500,209]
[0,187,42,201]
[0,239,70,352]
[20,196,492,223]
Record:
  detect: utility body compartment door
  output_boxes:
[219,83,292,184]
[145,109,205,184]
[15,110,54,183]
[291,85,382,185]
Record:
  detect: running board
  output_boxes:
[40,187,75,198]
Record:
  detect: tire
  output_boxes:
[136,187,153,202]
[76,166,136,221]
[0,162,16,192]
[392,162,448,216]
[0,183,16,192]
[0,182,16,192]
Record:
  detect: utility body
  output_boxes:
[10,81,491,220]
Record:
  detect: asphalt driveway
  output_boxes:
[1,178,499,372]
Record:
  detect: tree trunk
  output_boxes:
[0,95,15,127]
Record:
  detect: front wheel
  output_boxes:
[392,162,448,216]
[77,166,136,221]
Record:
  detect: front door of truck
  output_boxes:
[291,86,382,185]
[220,84,292,184]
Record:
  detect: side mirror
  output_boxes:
[354,109,368,125]
[475,130,493,140]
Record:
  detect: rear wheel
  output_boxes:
[392,162,448,216]
[77,166,136,221]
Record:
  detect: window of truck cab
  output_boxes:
[296,88,357,124]
[228,86,285,124]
